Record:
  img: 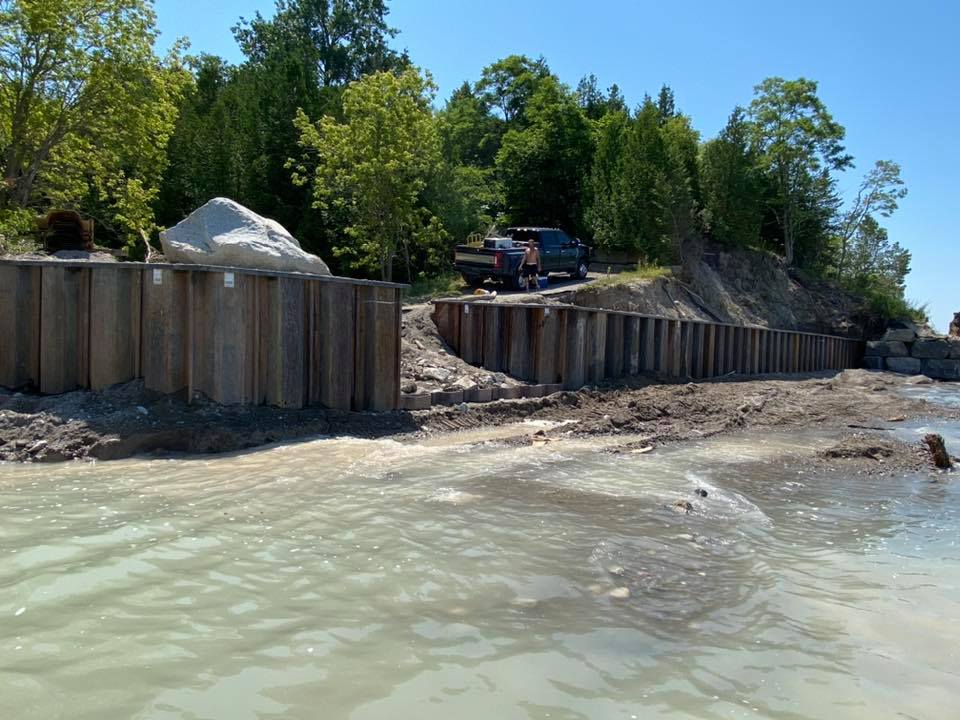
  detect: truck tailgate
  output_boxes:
[454,249,497,266]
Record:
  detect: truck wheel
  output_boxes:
[462,273,484,288]
[571,259,589,279]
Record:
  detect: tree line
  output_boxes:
[0,0,915,316]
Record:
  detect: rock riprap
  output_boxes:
[160,197,331,276]
[864,322,960,381]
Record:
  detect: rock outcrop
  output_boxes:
[864,322,960,380]
[950,312,960,338]
[160,197,331,276]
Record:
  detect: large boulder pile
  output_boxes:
[864,320,960,380]
[159,197,330,276]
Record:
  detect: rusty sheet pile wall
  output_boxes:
[0,261,402,410]
[432,300,863,389]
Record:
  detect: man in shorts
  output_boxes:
[521,239,541,292]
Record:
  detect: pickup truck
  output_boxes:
[453,227,591,290]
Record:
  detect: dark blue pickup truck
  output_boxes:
[453,227,591,290]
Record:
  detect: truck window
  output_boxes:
[509,229,539,246]
[539,231,559,249]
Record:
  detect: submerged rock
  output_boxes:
[673,499,694,514]
[160,197,331,276]
[608,587,631,600]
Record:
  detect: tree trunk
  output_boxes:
[924,433,952,469]
[381,252,393,282]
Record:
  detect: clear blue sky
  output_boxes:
[154,0,959,331]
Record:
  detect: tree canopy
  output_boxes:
[292,68,440,281]
[0,0,189,244]
[0,0,916,318]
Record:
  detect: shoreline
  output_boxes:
[0,370,956,470]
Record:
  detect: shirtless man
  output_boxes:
[520,239,541,292]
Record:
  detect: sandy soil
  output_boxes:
[1,369,956,477]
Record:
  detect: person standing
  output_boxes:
[521,239,541,292]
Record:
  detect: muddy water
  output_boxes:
[1,412,959,719]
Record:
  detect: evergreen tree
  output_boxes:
[700,107,764,248]
[496,77,594,234]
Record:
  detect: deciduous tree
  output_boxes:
[476,54,549,125]
[748,77,852,265]
[292,68,441,281]
[0,0,189,244]
[835,159,907,278]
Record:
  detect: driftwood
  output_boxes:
[923,433,952,469]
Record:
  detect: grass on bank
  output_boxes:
[403,265,672,303]
[403,273,467,303]
[864,289,929,324]
[590,265,672,287]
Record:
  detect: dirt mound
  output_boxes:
[820,434,898,460]
[401,304,527,394]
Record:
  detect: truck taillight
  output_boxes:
[494,251,503,269]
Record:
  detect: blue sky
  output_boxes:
[154,0,959,331]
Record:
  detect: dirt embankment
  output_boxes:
[1,370,956,473]
[0,382,417,463]
[540,245,882,339]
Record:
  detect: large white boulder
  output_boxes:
[159,197,330,276]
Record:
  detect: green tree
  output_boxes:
[576,74,606,120]
[700,106,764,247]
[583,99,675,262]
[834,159,907,278]
[233,0,399,88]
[842,214,911,299]
[476,54,550,124]
[583,109,630,252]
[158,0,403,264]
[656,84,676,124]
[658,113,701,265]
[436,81,499,167]
[496,77,593,234]
[748,77,852,265]
[155,55,244,224]
[0,0,189,244]
[292,68,441,281]
[576,74,628,120]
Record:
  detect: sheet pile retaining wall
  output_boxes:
[0,260,402,410]
[432,299,863,389]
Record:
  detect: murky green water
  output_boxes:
[2,405,959,719]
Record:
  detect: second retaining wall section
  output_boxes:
[432,300,864,389]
